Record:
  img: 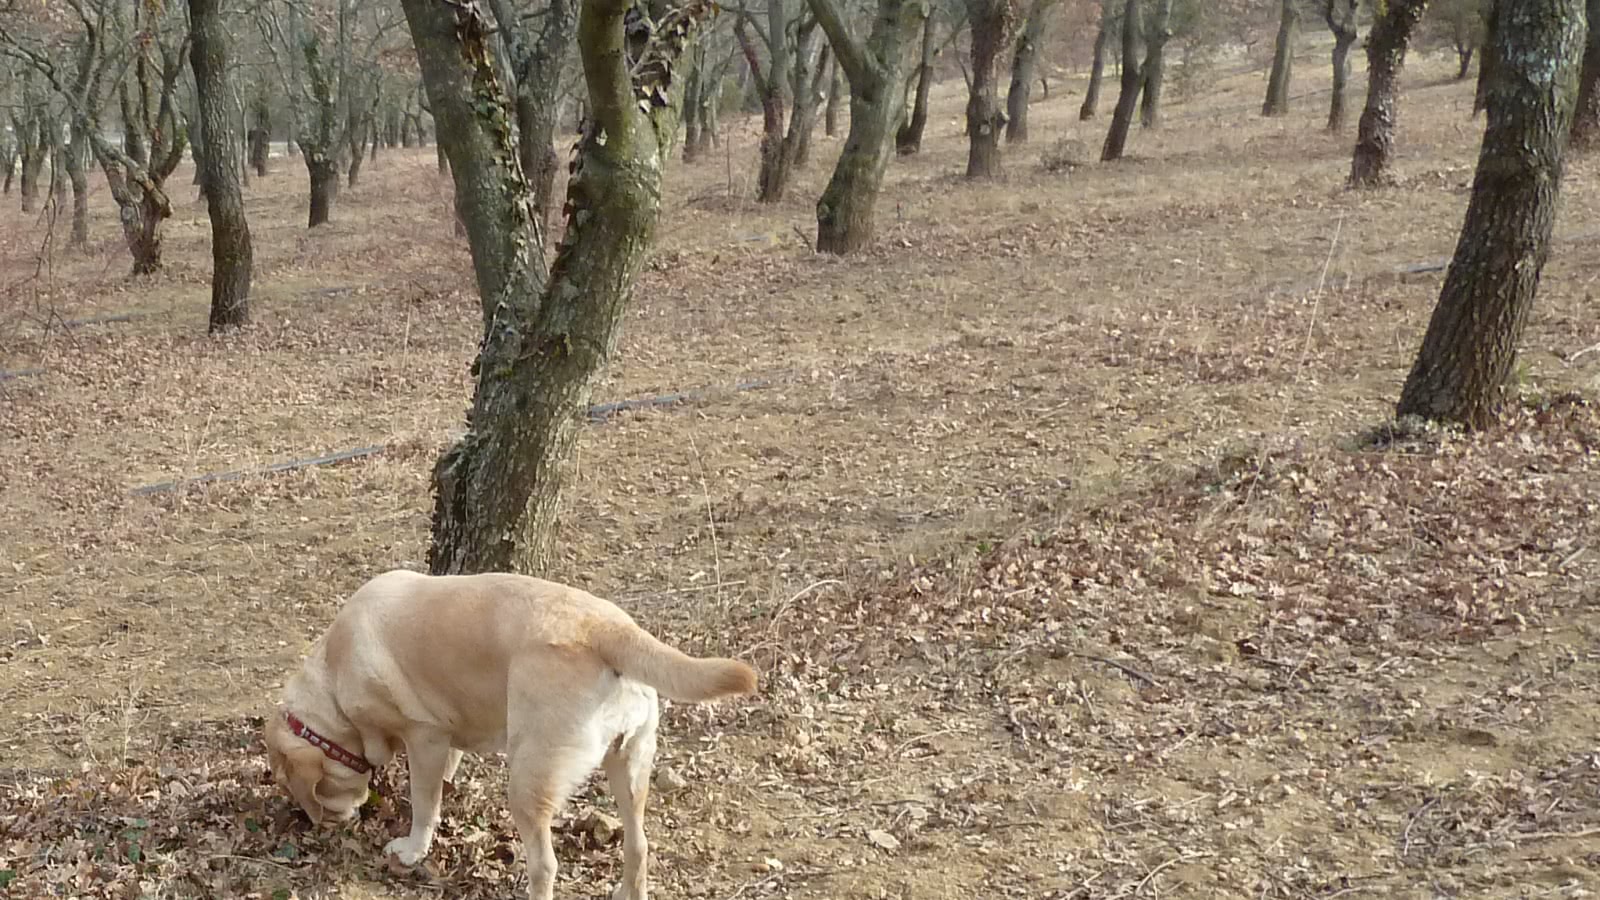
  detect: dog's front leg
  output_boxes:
[384,733,452,866]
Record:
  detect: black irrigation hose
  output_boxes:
[0,368,46,382]
[128,378,781,496]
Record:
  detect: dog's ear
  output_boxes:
[264,714,328,824]
[284,745,329,825]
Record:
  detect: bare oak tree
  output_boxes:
[895,12,938,153]
[1004,0,1054,142]
[1571,0,1600,147]
[189,0,252,332]
[806,0,927,252]
[1078,1,1108,120]
[1100,0,1141,160]
[1322,0,1359,132]
[1348,0,1429,187]
[963,0,1020,177]
[402,0,710,573]
[1261,0,1297,116]
[1396,0,1583,429]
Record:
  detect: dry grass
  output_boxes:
[4,48,1600,899]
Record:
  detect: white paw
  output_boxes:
[383,836,430,867]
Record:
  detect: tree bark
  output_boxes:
[1262,0,1298,117]
[1396,0,1583,429]
[1079,17,1108,120]
[896,13,937,154]
[825,54,842,136]
[789,35,828,168]
[1323,0,1359,132]
[809,0,926,253]
[1571,0,1600,147]
[306,153,339,227]
[1139,0,1172,127]
[1348,0,1430,188]
[66,121,90,248]
[736,2,797,203]
[190,0,253,332]
[964,0,1016,176]
[1100,0,1141,160]
[18,114,46,213]
[1005,0,1052,143]
[402,0,708,574]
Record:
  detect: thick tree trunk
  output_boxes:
[1571,0,1600,147]
[1324,0,1359,132]
[401,0,705,574]
[190,0,253,332]
[810,0,924,253]
[1396,0,1582,429]
[964,0,1016,178]
[1262,0,1298,117]
[896,14,937,154]
[306,153,339,227]
[67,122,90,249]
[1348,0,1429,188]
[1005,0,1051,143]
[115,190,167,276]
[1079,21,1108,120]
[1100,0,1142,160]
[737,13,793,203]
[1139,0,1172,127]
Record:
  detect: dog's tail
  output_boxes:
[591,619,757,703]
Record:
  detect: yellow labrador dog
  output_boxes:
[264,569,756,900]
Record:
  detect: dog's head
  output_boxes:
[263,712,370,825]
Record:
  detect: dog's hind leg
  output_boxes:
[384,731,454,865]
[509,744,601,900]
[603,710,658,900]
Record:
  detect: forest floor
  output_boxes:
[4,48,1600,900]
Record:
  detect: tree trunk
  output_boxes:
[1079,18,1108,120]
[1571,0,1600,146]
[1395,0,1582,429]
[67,121,90,249]
[1262,0,1298,117]
[1455,44,1474,80]
[791,41,829,168]
[964,0,1016,178]
[810,0,925,253]
[347,125,366,187]
[825,56,842,136]
[190,0,253,332]
[896,14,937,154]
[306,153,339,227]
[18,118,46,213]
[1324,0,1359,132]
[1005,0,1052,143]
[401,0,706,574]
[1348,0,1429,188]
[683,54,705,162]
[1100,0,1142,160]
[114,189,167,276]
[737,11,793,203]
[1139,0,1172,127]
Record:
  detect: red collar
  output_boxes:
[285,712,372,774]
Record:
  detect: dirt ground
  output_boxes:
[3,46,1600,900]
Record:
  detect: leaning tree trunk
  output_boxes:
[66,121,90,249]
[1139,0,1173,127]
[1348,0,1430,188]
[1396,0,1582,429]
[1005,0,1053,143]
[1262,0,1298,117]
[190,0,253,332]
[1570,0,1600,147]
[1100,0,1142,160]
[896,14,937,154]
[1324,0,1359,132]
[1079,20,1108,120]
[305,151,340,227]
[810,0,924,253]
[401,0,710,574]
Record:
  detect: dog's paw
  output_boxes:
[383,836,430,867]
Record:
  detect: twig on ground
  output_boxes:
[1075,653,1161,688]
